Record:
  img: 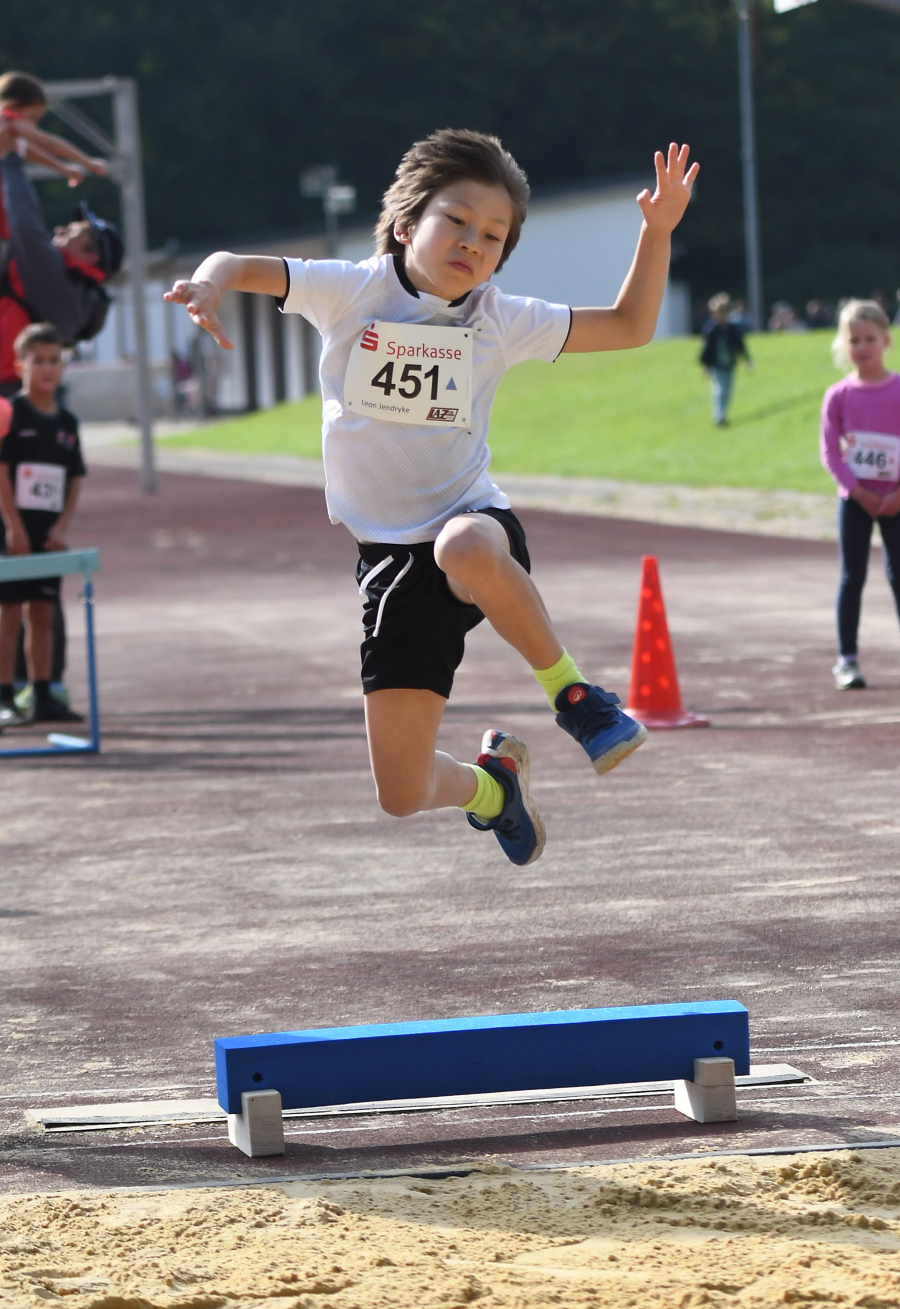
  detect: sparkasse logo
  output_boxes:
[426,406,459,422]
[360,324,379,351]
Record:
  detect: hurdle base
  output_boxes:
[227,1089,285,1157]
[673,1057,737,1123]
[47,733,92,750]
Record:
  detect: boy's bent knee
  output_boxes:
[434,515,507,578]
[375,781,428,819]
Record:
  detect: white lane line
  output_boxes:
[755,1041,900,1053]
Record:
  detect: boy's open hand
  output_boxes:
[637,143,699,234]
[164,279,233,350]
[6,524,31,556]
[44,528,68,552]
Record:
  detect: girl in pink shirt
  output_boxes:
[821,299,900,689]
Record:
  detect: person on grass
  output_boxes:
[0,322,86,726]
[821,299,900,691]
[699,291,752,427]
[166,129,698,866]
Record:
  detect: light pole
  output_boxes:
[736,0,765,331]
[42,78,156,492]
[776,0,900,9]
[738,0,900,333]
[300,166,357,256]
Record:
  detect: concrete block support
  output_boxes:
[227,1089,285,1157]
[673,1057,737,1123]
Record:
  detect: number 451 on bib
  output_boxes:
[344,320,473,427]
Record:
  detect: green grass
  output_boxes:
[162,330,844,493]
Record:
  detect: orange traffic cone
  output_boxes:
[625,556,709,730]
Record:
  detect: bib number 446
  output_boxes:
[842,431,900,483]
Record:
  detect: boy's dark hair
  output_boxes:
[375,128,529,271]
[14,322,62,359]
[0,71,47,108]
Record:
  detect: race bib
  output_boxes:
[15,462,66,513]
[344,320,473,427]
[842,431,900,483]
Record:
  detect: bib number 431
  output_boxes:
[344,319,473,426]
[15,462,66,514]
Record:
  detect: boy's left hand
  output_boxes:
[637,143,699,235]
[44,528,68,552]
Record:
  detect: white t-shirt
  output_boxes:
[280,253,571,544]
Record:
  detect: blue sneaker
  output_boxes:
[466,729,546,866]
[555,683,648,775]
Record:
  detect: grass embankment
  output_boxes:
[163,331,843,493]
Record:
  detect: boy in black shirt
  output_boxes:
[0,323,85,725]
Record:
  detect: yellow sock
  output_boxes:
[533,648,586,709]
[460,763,505,821]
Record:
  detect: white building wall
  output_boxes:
[216,291,249,411]
[82,278,197,365]
[283,313,306,401]
[338,183,690,338]
[494,186,642,310]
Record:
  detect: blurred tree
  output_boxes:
[1,0,898,311]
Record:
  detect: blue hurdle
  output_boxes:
[215,1000,750,1156]
[0,548,101,759]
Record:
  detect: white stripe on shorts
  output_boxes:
[359,552,415,640]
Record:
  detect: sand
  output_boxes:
[2,1148,900,1308]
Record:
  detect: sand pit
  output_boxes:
[2,1148,900,1307]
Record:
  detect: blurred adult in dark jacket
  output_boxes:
[0,117,122,397]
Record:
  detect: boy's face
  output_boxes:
[16,342,64,400]
[396,179,513,300]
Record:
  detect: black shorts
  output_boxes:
[356,507,531,698]
[0,570,61,605]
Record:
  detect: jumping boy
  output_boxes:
[166,129,698,866]
[0,322,86,726]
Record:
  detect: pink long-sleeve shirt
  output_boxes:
[820,372,900,497]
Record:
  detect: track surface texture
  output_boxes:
[1,466,900,1195]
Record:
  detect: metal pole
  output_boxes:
[112,79,156,492]
[325,205,338,257]
[736,0,765,332]
[82,576,101,752]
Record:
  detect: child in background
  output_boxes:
[0,323,86,726]
[699,292,752,427]
[0,71,107,224]
[167,129,697,866]
[820,299,900,690]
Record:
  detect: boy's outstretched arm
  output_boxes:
[563,143,699,354]
[164,253,286,350]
